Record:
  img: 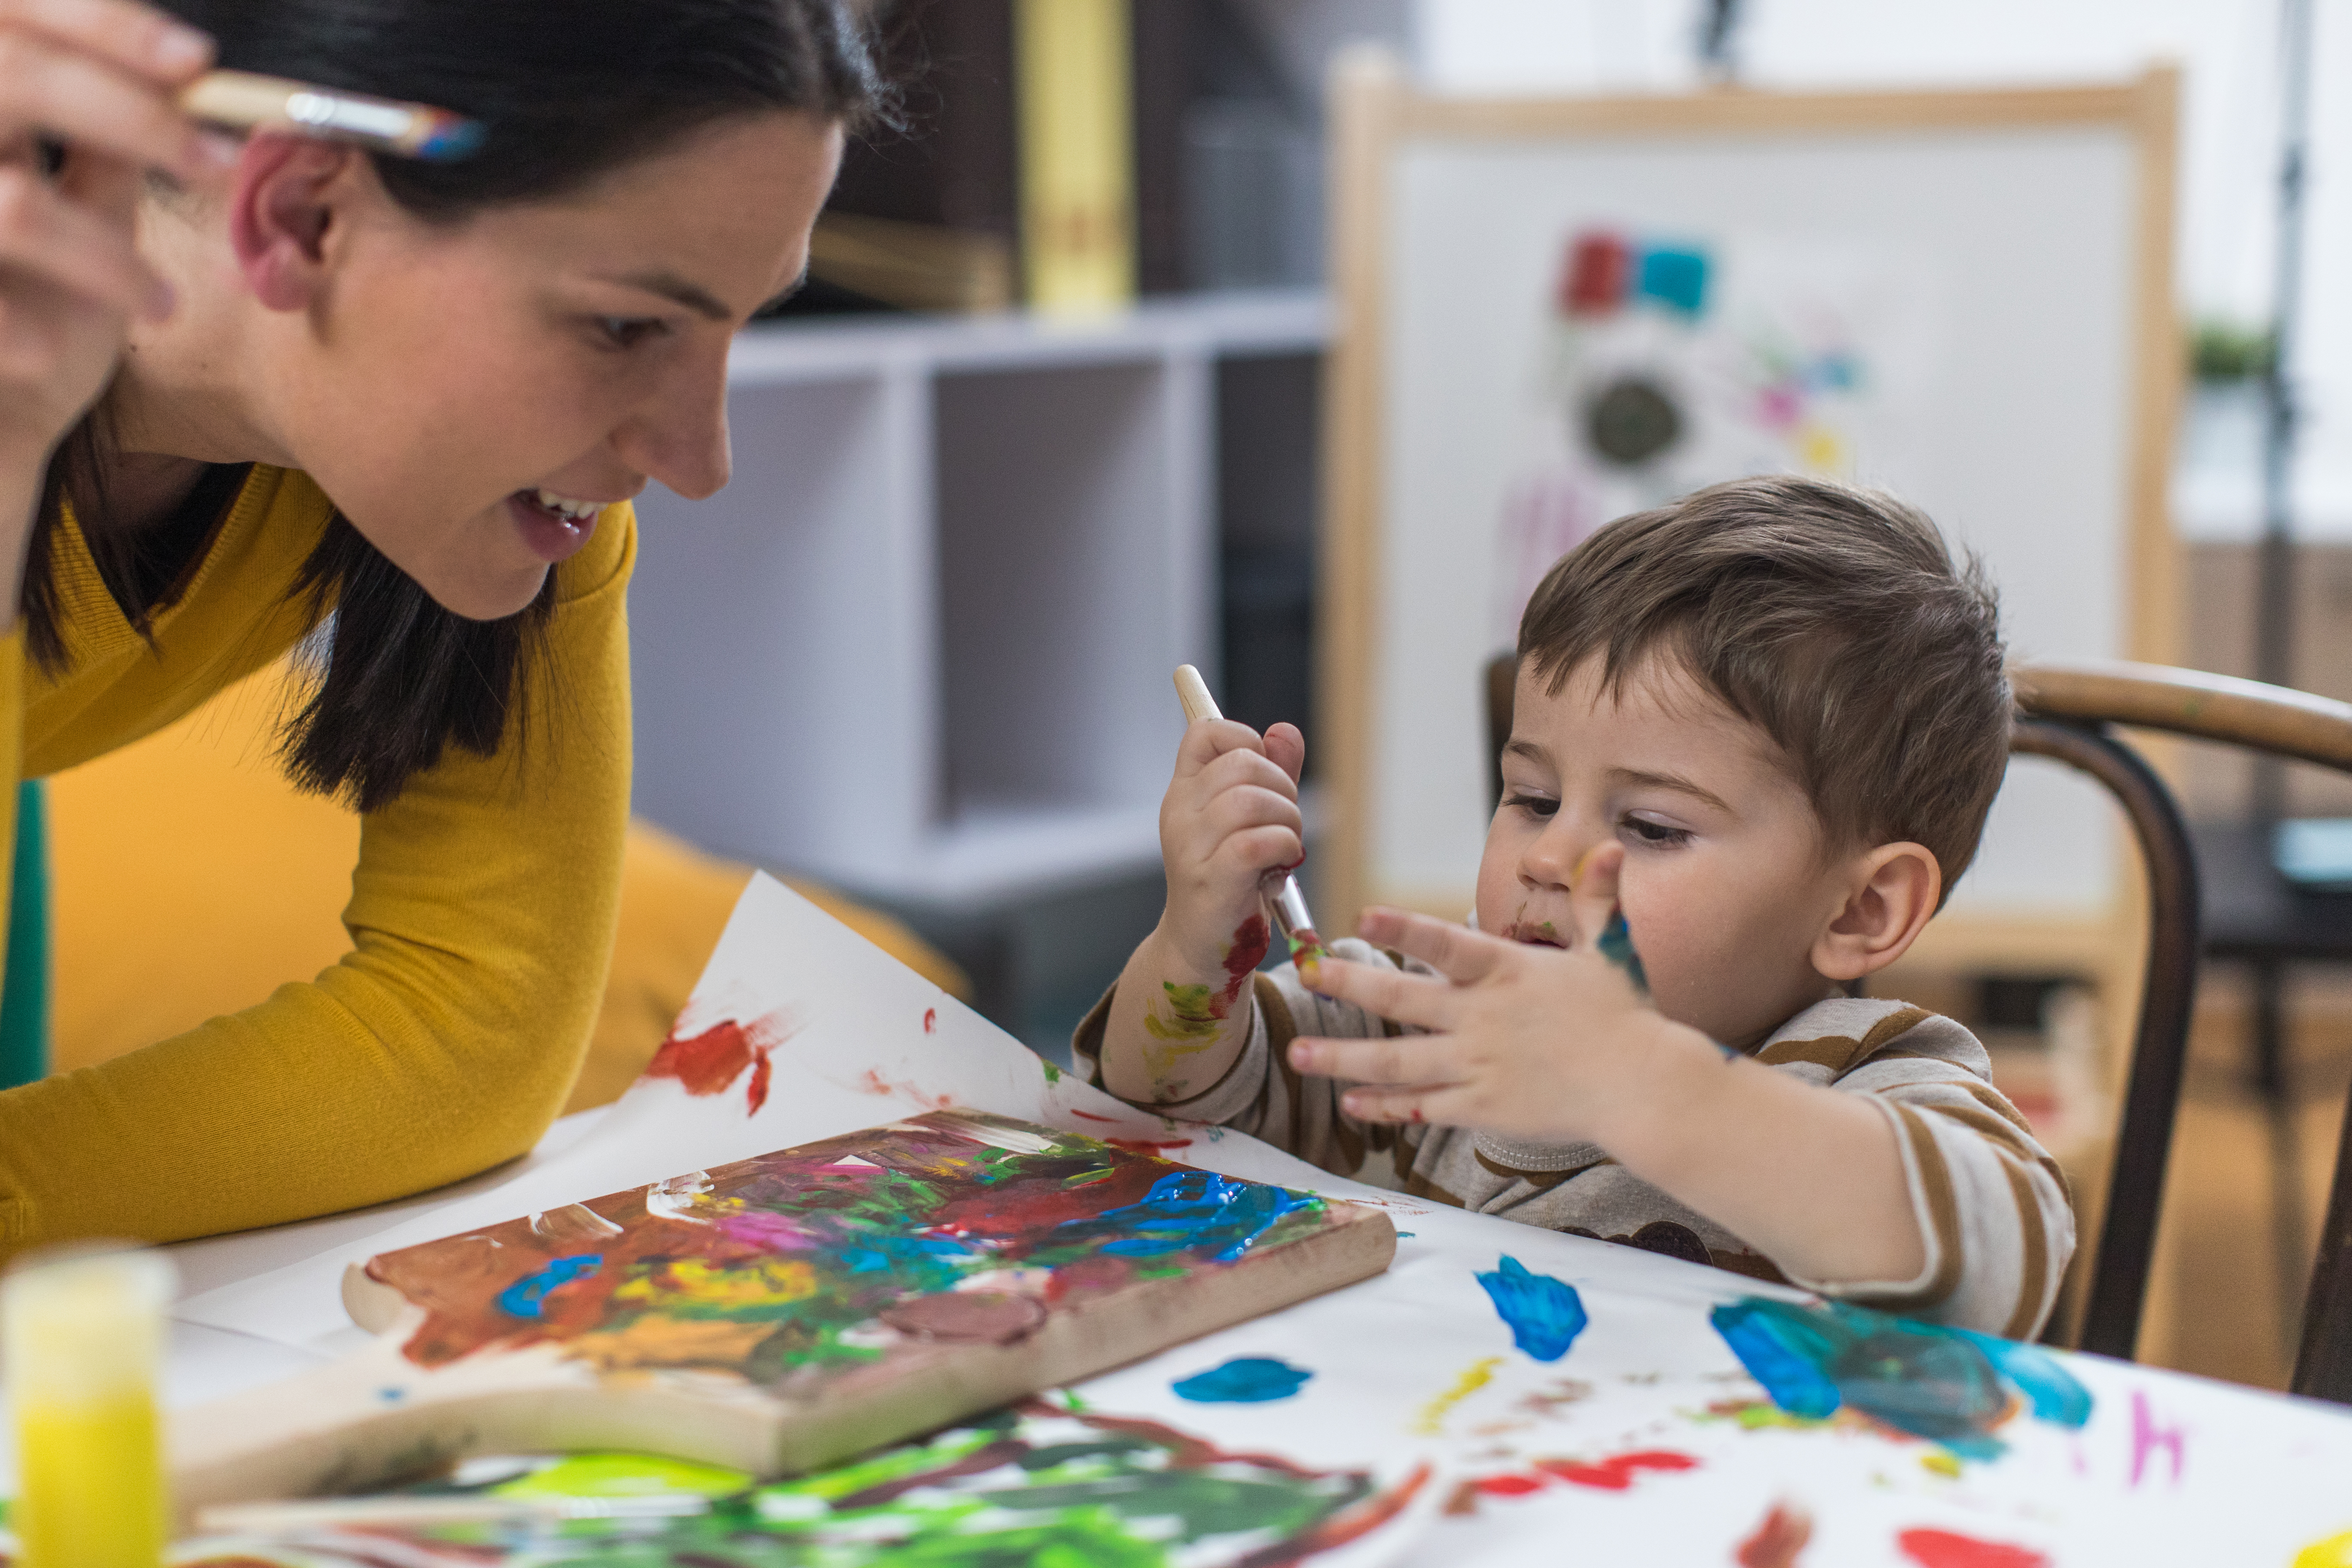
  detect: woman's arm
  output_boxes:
[0,507,634,1256]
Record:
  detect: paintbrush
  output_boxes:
[1172,665,1330,966]
[196,1492,711,1534]
[180,70,484,161]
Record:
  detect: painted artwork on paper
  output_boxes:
[1494,224,1942,640]
[364,1110,1354,1389]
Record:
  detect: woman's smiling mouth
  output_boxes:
[506,488,605,563]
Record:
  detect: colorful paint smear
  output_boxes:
[1172,1356,1314,1403]
[1142,916,1269,1095]
[2128,1387,2185,1488]
[645,1011,793,1116]
[1895,1526,2050,1568]
[1557,230,1710,318]
[1709,1297,2090,1462]
[1596,908,1649,995]
[1736,1498,1814,1568]
[366,1112,1339,1391]
[2295,1530,2352,1568]
[1412,1355,1504,1436]
[1461,1448,1697,1510]
[146,1408,1429,1567]
[1476,1256,1588,1362]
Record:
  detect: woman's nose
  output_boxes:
[617,347,734,501]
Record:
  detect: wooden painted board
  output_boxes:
[169,1111,1394,1512]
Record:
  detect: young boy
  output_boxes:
[1078,475,2072,1339]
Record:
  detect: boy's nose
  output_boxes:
[1567,841,1628,950]
[1519,817,1598,894]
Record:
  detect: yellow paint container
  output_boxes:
[3,1248,176,1568]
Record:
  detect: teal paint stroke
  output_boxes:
[1055,1170,1318,1264]
[497,1254,602,1320]
[1710,1296,2092,1461]
[1172,1356,1314,1404]
[1476,1255,1588,1362]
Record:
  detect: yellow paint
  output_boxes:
[1796,422,1848,475]
[1412,1356,1504,1436]
[1919,1450,1962,1479]
[566,1316,776,1373]
[1014,0,1135,312]
[2293,1530,2352,1568]
[3,1250,174,1568]
[613,1256,818,1311]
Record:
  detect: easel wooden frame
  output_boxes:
[1315,52,2184,996]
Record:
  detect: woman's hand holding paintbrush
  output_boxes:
[1096,667,1312,1106]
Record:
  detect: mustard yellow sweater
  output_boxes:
[0,466,631,1255]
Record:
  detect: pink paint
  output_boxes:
[714,1210,819,1250]
[879,1290,1047,1345]
[1895,1528,2048,1568]
[2128,1388,2184,1488]
[924,1008,937,1033]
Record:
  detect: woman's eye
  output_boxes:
[1503,792,1559,819]
[1623,814,1690,846]
[595,316,667,350]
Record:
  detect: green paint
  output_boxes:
[1063,1167,1118,1187]
[1135,1263,1187,1279]
[1145,982,1221,1043]
[491,1453,751,1501]
[1041,1060,1063,1084]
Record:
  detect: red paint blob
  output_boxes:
[1219,914,1269,1009]
[1896,1528,2050,1568]
[1106,1136,1194,1157]
[924,1007,937,1033]
[1070,1109,1120,1123]
[1736,1501,1813,1568]
[1473,1473,1547,1497]
[646,1012,793,1115]
[1533,1450,1698,1491]
[855,1067,955,1110]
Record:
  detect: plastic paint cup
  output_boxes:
[3,1246,177,1568]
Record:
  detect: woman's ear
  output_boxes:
[1813,842,1942,983]
[227,134,360,312]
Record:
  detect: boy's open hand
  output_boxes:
[1287,846,1711,1145]
[1155,715,1305,973]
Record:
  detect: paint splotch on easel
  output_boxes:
[1476,1255,1588,1361]
[1172,1355,1314,1403]
[646,1010,795,1115]
[1709,1296,2090,1462]
[364,1111,1338,1392]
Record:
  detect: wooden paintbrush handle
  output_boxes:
[1173,664,1220,726]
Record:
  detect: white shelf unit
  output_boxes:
[628,289,1330,907]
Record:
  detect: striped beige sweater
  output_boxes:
[1075,937,2075,1338]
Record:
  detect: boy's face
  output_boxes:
[1477,652,1856,1052]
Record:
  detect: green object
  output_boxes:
[0,779,49,1090]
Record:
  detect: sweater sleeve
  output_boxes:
[1072,936,1417,1181]
[1755,1001,2076,1339]
[0,513,634,1258]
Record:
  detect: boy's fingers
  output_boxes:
[1263,721,1305,787]
[1355,906,1513,985]
[1287,1032,1458,1087]
[2,0,214,83]
[1338,1084,1463,1126]
[1568,842,1625,949]
[1300,953,1458,1032]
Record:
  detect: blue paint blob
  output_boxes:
[496,1253,602,1319]
[1596,909,1648,995]
[1171,1356,1314,1404]
[1057,1170,1316,1263]
[1636,246,1709,315]
[1476,1255,1588,1362]
[1709,1296,2095,1458]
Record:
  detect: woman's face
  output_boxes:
[236,112,840,619]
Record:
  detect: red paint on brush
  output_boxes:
[924,1007,937,1033]
[1106,1137,1194,1157]
[646,1012,793,1105]
[1895,1530,2049,1568]
[1533,1450,1698,1491]
[1737,1500,1814,1568]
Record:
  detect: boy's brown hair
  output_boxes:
[1516,475,2010,894]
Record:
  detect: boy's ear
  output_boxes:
[227,133,361,312]
[1812,842,1942,983]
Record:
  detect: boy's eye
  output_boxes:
[1503,792,1559,819]
[1622,814,1691,846]
[594,316,668,350]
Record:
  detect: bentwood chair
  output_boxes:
[1484,652,2352,1402]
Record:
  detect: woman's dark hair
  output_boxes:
[30,0,885,812]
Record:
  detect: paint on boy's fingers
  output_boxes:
[1596,907,1648,995]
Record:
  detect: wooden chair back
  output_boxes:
[1483,652,2352,1399]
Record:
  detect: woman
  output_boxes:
[0,0,878,1253]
